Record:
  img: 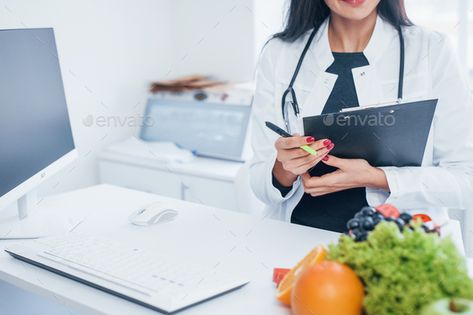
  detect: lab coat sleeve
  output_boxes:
[380,33,473,210]
[249,39,302,207]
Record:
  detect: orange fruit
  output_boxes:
[291,261,364,315]
[276,246,327,306]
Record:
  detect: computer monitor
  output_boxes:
[0,28,77,225]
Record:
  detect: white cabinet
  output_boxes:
[179,175,237,210]
[98,161,182,199]
[98,148,264,214]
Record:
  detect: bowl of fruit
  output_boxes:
[274,204,473,315]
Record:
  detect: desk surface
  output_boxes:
[0,185,342,315]
[0,185,472,315]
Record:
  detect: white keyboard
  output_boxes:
[5,234,249,313]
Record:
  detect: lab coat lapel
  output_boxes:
[352,66,383,106]
[302,73,337,117]
[302,19,338,117]
[354,16,397,106]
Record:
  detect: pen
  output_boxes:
[265,121,317,156]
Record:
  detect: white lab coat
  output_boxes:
[249,16,473,241]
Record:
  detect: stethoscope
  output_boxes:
[281,26,405,133]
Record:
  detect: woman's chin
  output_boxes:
[331,11,375,23]
[332,7,378,23]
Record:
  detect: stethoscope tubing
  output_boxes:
[282,25,405,127]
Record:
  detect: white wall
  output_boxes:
[169,0,256,82]
[253,0,286,60]
[167,0,286,82]
[0,0,285,199]
[0,0,174,196]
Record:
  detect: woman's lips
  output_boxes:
[341,0,366,6]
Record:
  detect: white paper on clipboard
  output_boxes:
[340,98,422,113]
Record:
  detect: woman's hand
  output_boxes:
[301,155,390,197]
[273,135,334,187]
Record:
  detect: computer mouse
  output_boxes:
[129,203,179,226]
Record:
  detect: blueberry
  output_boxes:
[350,228,364,238]
[385,217,394,222]
[360,206,376,216]
[421,224,431,233]
[400,212,412,223]
[394,218,405,231]
[354,212,364,219]
[373,214,383,224]
[356,232,368,242]
[347,218,360,230]
[361,217,375,231]
[374,213,385,221]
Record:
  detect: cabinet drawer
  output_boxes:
[180,175,237,211]
[98,160,181,199]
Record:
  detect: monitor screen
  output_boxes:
[140,98,250,160]
[0,28,75,199]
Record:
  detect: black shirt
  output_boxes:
[275,52,370,233]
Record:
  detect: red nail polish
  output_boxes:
[306,136,315,143]
[328,143,335,150]
[323,139,331,146]
[323,156,329,161]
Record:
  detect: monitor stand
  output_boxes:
[0,190,63,240]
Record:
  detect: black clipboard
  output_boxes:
[303,99,438,167]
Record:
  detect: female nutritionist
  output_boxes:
[249,0,473,237]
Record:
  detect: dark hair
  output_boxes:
[274,0,412,42]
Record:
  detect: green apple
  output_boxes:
[420,299,473,315]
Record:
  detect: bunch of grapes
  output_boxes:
[346,205,440,242]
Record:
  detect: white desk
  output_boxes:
[1,185,472,315]
[0,185,341,315]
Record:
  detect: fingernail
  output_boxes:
[323,139,331,147]
[323,156,329,161]
[328,143,335,150]
[306,136,315,143]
